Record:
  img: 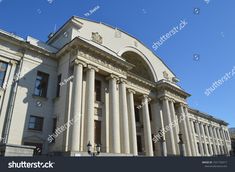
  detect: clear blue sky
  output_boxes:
[0,0,234,127]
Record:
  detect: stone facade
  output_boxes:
[229,128,235,156]
[0,16,231,156]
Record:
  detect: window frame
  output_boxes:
[28,115,44,131]
[34,71,49,98]
[0,61,8,87]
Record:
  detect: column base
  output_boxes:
[62,151,135,157]
[0,143,35,157]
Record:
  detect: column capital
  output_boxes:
[159,96,172,102]
[87,64,99,72]
[73,59,87,67]
[141,95,151,102]
[106,74,119,81]
[9,60,18,65]
[118,77,127,84]
[127,88,136,94]
[175,102,187,108]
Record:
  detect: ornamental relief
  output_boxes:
[157,88,185,103]
[91,32,103,44]
[77,49,126,75]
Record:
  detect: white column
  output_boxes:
[191,120,199,156]
[200,123,209,156]
[169,100,179,155]
[119,79,130,154]
[85,65,97,146]
[142,95,154,156]
[162,97,176,156]
[127,89,138,156]
[178,104,191,156]
[108,75,121,153]
[196,122,204,156]
[209,125,218,155]
[205,125,213,156]
[152,100,167,156]
[213,127,220,154]
[221,128,229,155]
[184,107,196,156]
[70,60,84,152]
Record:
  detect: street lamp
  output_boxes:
[87,141,101,156]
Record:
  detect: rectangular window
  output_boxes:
[56,74,61,97]
[137,135,142,153]
[152,134,155,151]
[193,122,197,134]
[216,145,219,154]
[211,144,215,155]
[208,126,211,137]
[148,104,152,121]
[207,144,210,155]
[34,71,49,97]
[94,120,101,145]
[95,80,102,102]
[0,61,8,87]
[135,106,140,122]
[197,142,201,154]
[52,118,57,133]
[202,143,206,155]
[28,115,44,131]
[204,125,207,136]
[217,129,220,139]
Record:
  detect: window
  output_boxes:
[216,145,220,154]
[148,104,152,121]
[219,146,223,154]
[95,80,101,102]
[204,125,208,136]
[217,129,220,139]
[28,115,44,131]
[34,71,49,97]
[135,106,140,122]
[202,143,206,155]
[0,61,8,87]
[56,74,61,97]
[199,124,203,135]
[137,135,142,153]
[207,144,211,155]
[152,134,155,151]
[193,122,197,134]
[211,145,215,155]
[208,126,212,137]
[94,120,101,145]
[52,118,57,133]
[197,142,201,154]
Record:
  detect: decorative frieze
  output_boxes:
[77,50,126,75]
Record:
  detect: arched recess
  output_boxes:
[118,47,157,82]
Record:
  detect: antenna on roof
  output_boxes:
[53,24,57,33]
[48,32,54,39]
[48,24,57,39]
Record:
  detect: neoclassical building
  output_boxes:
[0,16,231,156]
